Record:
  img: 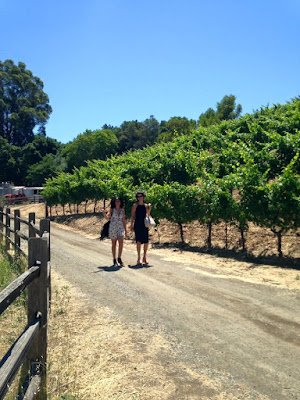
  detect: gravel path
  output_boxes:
[51,225,300,400]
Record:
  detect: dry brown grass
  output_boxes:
[48,271,175,399]
[0,253,27,399]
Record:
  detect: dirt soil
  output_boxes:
[46,201,300,259]
[8,203,300,399]
[13,202,300,290]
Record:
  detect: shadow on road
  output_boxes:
[128,264,153,269]
[94,264,153,272]
[95,265,122,272]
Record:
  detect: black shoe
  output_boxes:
[113,259,118,267]
[117,257,124,267]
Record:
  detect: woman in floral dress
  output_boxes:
[102,197,127,266]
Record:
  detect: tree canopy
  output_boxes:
[0,59,52,146]
[63,128,119,171]
[116,116,160,153]
[157,117,196,142]
[198,95,242,127]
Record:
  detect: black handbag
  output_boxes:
[100,220,110,240]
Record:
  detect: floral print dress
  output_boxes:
[109,208,124,239]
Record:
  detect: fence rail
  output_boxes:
[1,196,45,207]
[0,206,50,400]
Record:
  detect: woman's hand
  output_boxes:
[101,208,110,219]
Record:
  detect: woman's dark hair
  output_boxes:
[135,191,146,201]
[110,197,124,209]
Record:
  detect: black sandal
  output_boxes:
[117,257,124,267]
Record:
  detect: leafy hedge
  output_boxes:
[42,97,300,256]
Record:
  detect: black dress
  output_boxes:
[134,204,149,244]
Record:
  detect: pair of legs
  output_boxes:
[136,241,149,265]
[111,236,124,265]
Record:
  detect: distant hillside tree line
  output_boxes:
[1,59,243,185]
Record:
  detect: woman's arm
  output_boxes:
[147,203,152,216]
[122,208,127,235]
[101,207,112,220]
[130,204,137,231]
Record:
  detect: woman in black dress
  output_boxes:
[130,191,152,265]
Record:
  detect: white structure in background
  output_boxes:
[0,182,44,203]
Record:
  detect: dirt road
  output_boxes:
[50,225,300,400]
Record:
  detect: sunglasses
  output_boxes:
[137,195,144,198]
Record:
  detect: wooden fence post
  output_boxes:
[26,236,50,400]
[0,206,3,240]
[40,219,51,264]
[5,208,10,251]
[40,219,51,307]
[29,212,36,238]
[14,209,21,256]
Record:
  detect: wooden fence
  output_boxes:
[1,196,45,207]
[0,207,50,400]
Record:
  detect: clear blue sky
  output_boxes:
[1,0,299,143]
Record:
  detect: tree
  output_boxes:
[216,95,242,121]
[0,136,22,183]
[117,118,159,153]
[21,135,62,174]
[63,128,118,171]
[0,59,52,146]
[143,115,160,144]
[157,116,196,142]
[25,153,66,186]
[198,95,242,127]
[198,108,219,127]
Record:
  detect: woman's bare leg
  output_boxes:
[142,243,149,264]
[117,237,124,258]
[136,242,141,264]
[111,239,117,262]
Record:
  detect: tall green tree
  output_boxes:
[117,117,159,153]
[63,128,118,171]
[25,153,66,186]
[21,135,62,170]
[197,108,219,127]
[0,136,22,183]
[0,60,52,146]
[198,95,242,127]
[216,94,242,121]
[158,116,196,142]
[143,115,160,144]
